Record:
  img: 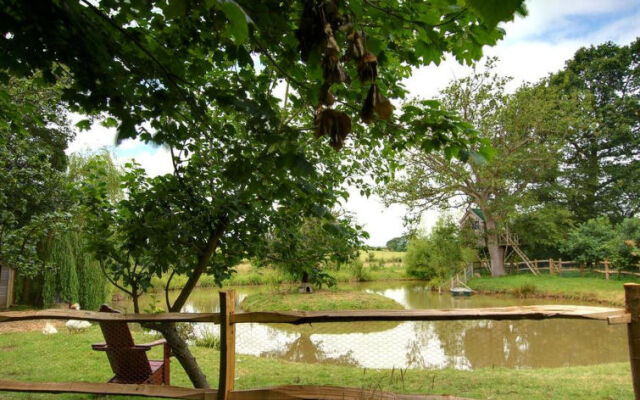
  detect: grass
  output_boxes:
[240,289,404,312]
[147,255,409,293]
[0,327,632,400]
[468,274,635,306]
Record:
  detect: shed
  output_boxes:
[0,264,16,309]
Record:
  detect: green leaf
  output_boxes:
[75,119,91,131]
[165,0,187,19]
[220,1,250,44]
[467,0,525,29]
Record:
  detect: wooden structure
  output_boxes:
[459,208,538,275]
[1,290,639,399]
[0,264,15,309]
[92,304,171,385]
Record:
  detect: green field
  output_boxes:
[0,327,632,400]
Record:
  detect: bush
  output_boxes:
[348,259,370,281]
[562,217,617,266]
[404,217,475,283]
[194,330,221,350]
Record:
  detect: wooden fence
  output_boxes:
[2,287,640,399]
[473,259,640,280]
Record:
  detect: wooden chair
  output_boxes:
[92,304,171,385]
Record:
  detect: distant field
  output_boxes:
[359,250,404,263]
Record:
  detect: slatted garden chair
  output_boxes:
[92,304,171,385]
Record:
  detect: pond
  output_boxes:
[115,281,628,370]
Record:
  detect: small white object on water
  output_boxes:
[65,303,92,332]
[42,322,58,335]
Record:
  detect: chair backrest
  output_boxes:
[98,304,152,383]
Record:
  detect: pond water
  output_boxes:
[115,281,628,370]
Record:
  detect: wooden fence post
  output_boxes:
[580,263,585,278]
[549,259,554,276]
[558,259,562,275]
[625,284,640,399]
[534,260,538,274]
[605,260,610,281]
[218,290,236,400]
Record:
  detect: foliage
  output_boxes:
[1,0,524,150]
[550,38,640,223]
[381,59,571,276]
[511,205,574,260]
[386,236,409,252]
[561,218,617,266]
[0,75,74,276]
[194,330,221,350]
[404,218,475,283]
[610,218,640,270]
[347,258,370,282]
[255,214,365,288]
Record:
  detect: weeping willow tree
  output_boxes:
[41,229,108,310]
[40,152,120,310]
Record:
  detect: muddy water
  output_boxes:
[117,282,628,370]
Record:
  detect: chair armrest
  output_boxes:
[137,339,167,348]
[91,343,108,351]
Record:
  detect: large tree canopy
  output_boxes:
[1,0,525,152]
[550,38,640,222]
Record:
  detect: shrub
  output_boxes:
[404,217,475,283]
[349,259,370,281]
[194,330,221,350]
[562,217,617,266]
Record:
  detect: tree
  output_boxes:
[561,217,617,267]
[381,59,571,276]
[0,75,74,278]
[550,38,640,223]
[386,236,409,252]
[510,205,574,260]
[611,218,640,270]
[255,213,364,290]
[404,217,474,284]
[2,0,527,388]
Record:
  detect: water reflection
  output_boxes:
[115,282,628,370]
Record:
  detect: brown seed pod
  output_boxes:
[361,84,393,124]
[357,52,378,82]
[314,109,352,150]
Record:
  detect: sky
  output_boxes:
[66,0,640,246]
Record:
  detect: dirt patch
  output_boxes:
[0,320,63,334]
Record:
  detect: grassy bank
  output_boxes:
[0,327,632,400]
[468,274,631,306]
[240,289,403,312]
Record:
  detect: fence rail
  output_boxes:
[2,287,640,399]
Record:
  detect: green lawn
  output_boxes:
[467,274,635,306]
[0,326,633,400]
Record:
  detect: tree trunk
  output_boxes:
[148,322,210,388]
[485,219,506,276]
[161,220,227,388]
[487,242,505,276]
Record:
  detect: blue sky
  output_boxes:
[67,0,640,246]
